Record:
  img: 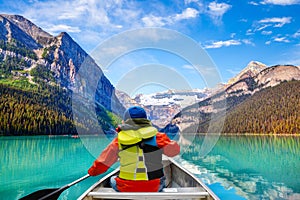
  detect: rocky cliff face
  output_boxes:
[228,61,267,85]
[0,14,41,49]
[226,62,300,95]
[1,14,53,46]
[0,14,123,113]
[256,65,300,87]
[44,31,88,88]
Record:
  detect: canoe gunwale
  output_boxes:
[88,189,210,199]
[78,157,219,200]
[78,169,119,199]
[166,157,219,200]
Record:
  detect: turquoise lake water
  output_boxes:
[0,135,299,200]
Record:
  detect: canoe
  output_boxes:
[78,157,219,200]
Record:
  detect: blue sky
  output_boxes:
[1,0,300,94]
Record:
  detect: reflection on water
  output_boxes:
[0,136,110,200]
[1,135,300,200]
[180,135,300,200]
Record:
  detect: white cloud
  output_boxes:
[256,24,271,31]
[249,1,260,5]
[22,0,126,33]
[29,0,114,27]
[142,7,199,27]
[207,2,231,24]
[15,0,145,51]
[45,24,81,34]
[204,38,256,49]
[242,39,255,46]
[240,19,248,23]
[258,17,292,27]
[184,0,200,4]
[246,29,255,35]
[204,39,241,49]
[174,8,199,21]
[251,17,292,35]
[261,30,273,35]
[293,30,300,38]
[274,36,290,43]
[265,41,272,45]
[208,2,231,15]
[142,15,166,27]
[260,0,300,5]
[230,33,236,38]
[184,0,204,8]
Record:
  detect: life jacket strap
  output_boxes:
[120,138,152,151]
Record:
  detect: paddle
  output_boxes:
[19,174,90,200]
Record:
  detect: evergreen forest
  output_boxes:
[0,83,120,136]
[198,80,300,134]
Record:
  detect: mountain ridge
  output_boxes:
[176,63,300,134]
[0,14,123,110]
[1,13,299,135]
[196,80,300,134]
[0,14,123,135]
[117,61,300,132]
[0,14,42,49]
[228,61,267,85]
[1,14,53,46]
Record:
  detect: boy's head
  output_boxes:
[123,106,147,121]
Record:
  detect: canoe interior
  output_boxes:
[80,158,219,200]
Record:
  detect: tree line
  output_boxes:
[198,80,300,134]
[0,39,37,60]
[0,83,74,135]
[0,83,120,136]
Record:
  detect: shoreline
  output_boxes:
[1,133,300,137]
[195,133,300,137]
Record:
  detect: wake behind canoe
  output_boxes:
[79,157,219,200]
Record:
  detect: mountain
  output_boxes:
[0,14,123,135]
[176,62,300,134]
[116,89,210,127]
[116,61,300,133]
[256,65,300,87]
[135,89,209,107]
[221,80,300,134]
[227,61,267,85]
[226,63,300,95]
[1,14,53,47]
[0,14,42,49]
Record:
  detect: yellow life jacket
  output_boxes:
[118,126,158,180]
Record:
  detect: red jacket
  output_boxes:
[88,132,180,192]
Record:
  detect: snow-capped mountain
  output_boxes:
[116,88,211,127]
[117,61,300,129]
[135,89,210,107]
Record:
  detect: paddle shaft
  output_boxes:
[40,174,90,200]
[19,174,90,200]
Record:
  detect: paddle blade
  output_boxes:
[19,188,63,200]
[19,175,89,200]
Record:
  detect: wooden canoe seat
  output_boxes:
[88,187,209,199]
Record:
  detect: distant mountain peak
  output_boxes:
[0,13,124,115]
[57,31,69,37]
[246,60,267,71]
[228,61,267,84]
[1,14,53,46]
[0,14,42,49]
[56,32,76,45]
